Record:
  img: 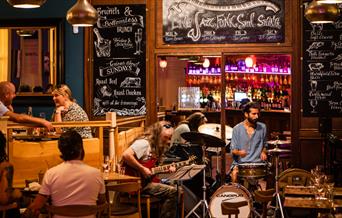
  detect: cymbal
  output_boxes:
[181,132,226,147]
[267,140,291,145]
[267,147,291,154]
[198,123,233,143]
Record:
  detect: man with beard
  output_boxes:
[230,101,267,183]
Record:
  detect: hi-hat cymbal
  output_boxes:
[198,123,233,143]
[181,132,226,147]
[267,147,291,154]
[267,140,291,145]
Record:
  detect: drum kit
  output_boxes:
[177,124,291,218]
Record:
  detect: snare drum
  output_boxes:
[209,183,252,218]
[238,162,267,179]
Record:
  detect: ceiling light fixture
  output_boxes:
[66,0,98,27]
[6,0,46,8]
[159,57,167,69]
[305,0,340,23]
[202,58,210,68]
[317,0,342,3]
[16,29,36,37]
[245,56,255,68]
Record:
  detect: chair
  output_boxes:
[278,168,313,194]
[119,192,161,218]
[106,181,142,218]
[46,203,107,218]
[0,202,17,218]
[327,133,342,186]
[277,168,313,217]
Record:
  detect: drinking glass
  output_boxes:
[310,99,318,113]
[310,80,318,92]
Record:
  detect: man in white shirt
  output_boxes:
[24,130,106,218]
[0,81,53,130]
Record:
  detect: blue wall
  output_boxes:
[0,0,85,107]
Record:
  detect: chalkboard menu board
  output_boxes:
[162,0,285,44]
[92,5,146,116]
[302,13,342,117]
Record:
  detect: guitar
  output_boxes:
[124,155,197,185]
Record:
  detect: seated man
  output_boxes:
[0,131,21,218]
[0,81,53,130]
[24,130,106,218]
[122,121,178,218]
[230,102,268,188]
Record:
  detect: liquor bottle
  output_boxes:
[27,106,32,116]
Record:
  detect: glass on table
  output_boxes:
[115,163,125,175]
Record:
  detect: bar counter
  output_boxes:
[166,108,290,138]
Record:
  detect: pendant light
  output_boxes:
[305,0,340,23]
[16,29,36,37]
[159,57,167,69]
[6,0,46,8]
[66,0,98,27]
[317,0,342,3]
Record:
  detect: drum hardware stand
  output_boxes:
[272,142,285,218]
[186,144,210,218]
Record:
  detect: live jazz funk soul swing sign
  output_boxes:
[162,0,285,44]
[92,5,146,116]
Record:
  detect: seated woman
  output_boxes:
[52,84,92,138]
[0,132,21,218]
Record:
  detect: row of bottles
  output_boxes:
[188,61,291,75]
[186,74,291,86]
[199,86,290,111]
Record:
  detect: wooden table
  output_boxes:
[102,172,140,183]
[284,186,342,197]
[284,197,342,209]
[283,185,342,216]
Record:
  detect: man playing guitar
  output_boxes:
[122,121,178,218]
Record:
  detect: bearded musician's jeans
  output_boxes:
[142,182,178,218]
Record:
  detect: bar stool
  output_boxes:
[254,188,275,218]
[221,201,248,218]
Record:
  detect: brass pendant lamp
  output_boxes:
[305,0,340,23]
[66,0,98,27]
[6,0,46,8]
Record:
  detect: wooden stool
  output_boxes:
[221,201,248,218]
[254,189,275,218]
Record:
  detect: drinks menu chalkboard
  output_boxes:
[162,0,285,44]
[302,13,342,117]
[92,4,146,116]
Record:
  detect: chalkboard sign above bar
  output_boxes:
[162,0,285,44]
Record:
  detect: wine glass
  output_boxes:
[310,99,318,113]
[310,80,318,92]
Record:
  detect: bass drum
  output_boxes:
[209,183,252,218]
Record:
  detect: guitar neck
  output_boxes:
[151,159,192,175]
